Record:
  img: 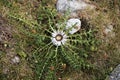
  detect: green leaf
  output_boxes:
[18,51,27,58]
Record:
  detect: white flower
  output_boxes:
[51,30,67,46]
[66,18,81,34]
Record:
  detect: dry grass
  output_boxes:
[0,0,120,80]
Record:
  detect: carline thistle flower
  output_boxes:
[51,30,67,46]
[51,18,81,46]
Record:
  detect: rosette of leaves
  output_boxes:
[8,4,98,80]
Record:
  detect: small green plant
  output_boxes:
[7,2,99,80]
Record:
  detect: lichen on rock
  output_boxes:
[56,0,95,16]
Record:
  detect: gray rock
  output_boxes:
[66,18,81,34]
[56,0,94,16]
[104,24,114,37]
[103,24,115,43]
[108,64,120,80]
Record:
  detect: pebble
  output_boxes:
[11,56,20,64]
[66,18,81,34]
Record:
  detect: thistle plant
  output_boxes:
[8,4,99,80]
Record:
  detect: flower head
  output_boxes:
[51,30,67,46]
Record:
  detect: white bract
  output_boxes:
[51,30,67,46]
[66,18,81,34]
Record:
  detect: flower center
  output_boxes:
[55,34,63,41]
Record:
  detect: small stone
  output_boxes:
[58,78,62,80]
[110,76,114,79]
[4,43,8,47]
[103,24,115,43]
[11,56,20,64]
[3,68,9,74]
[66,18,81,34]
[104,24,114,35]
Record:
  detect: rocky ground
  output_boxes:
[0,0,120,80]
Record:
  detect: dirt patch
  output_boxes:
[0,16,13,52]
[0,16,33,80]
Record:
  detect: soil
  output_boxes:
[0,16,13,52]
